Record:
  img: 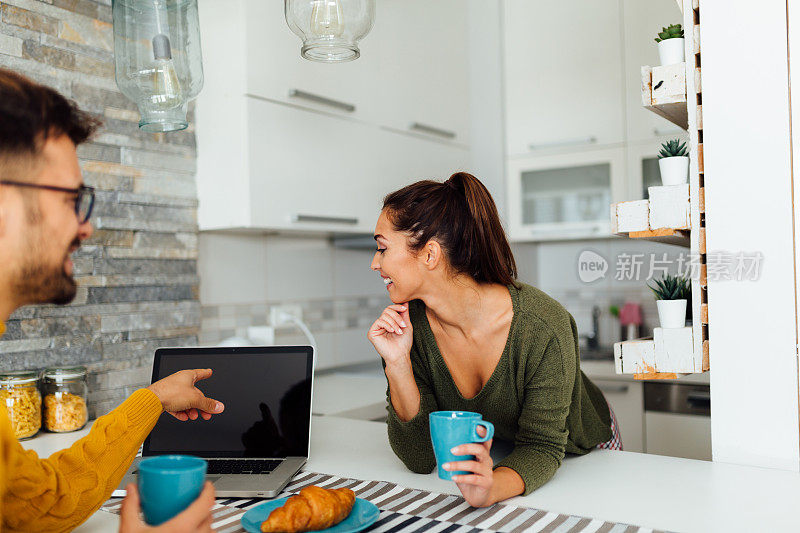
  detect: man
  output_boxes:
[0,68,219,531]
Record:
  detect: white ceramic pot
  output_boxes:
[659,156,689,185]
[657,299,687,328]
[658,37,685,65]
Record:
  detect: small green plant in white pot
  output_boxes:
[648,274,690,328]
[658,139,689,185]
[655,24,685,65]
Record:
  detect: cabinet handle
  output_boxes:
[288,90,356,113]
[653,127,683,136]
[598,384,629,394]
[529,223,607,236]
[687,392,711,407]
[528,136,597,151]
[409,122,456,140]
[293,214,359,225]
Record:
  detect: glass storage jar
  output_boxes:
[0,371,42,440]
[41,366,89,433]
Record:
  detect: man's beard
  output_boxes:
[14,238,80,306]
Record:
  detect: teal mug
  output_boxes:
[429,411,494,481]
[137,455,207,525]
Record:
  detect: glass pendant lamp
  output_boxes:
[285,0,375,62]
[112,0,204,132]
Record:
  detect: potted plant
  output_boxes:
[655,23,685,65]
[658,139,689,185]
[648,274,690,328]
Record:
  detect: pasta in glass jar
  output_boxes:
[0,371,42,440]
[42,366,89,433]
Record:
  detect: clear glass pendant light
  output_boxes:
[285,0,376,62]
[112,0,204,132]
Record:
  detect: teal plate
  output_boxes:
[241,497,380,533]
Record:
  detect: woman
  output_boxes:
[368,172,619,508]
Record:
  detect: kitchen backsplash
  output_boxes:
[195,237,679,369]
[533,238,686,350]
[196,232,679,370]
[197,233,392,371]
[198,296,389,371]
[0,0,200,418]
[195,236,551,372]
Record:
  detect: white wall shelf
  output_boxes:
[615,333,710,378]
[617,228,690,248]
[610,183,691,247]
[613,0,708,378]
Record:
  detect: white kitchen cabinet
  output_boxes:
[593,379,645,453]
[243,0,381,124]
[375,0,470,144]
[643,382,711,460]
[645,412,711,460]
[196,0,471,234]
[245,98,382,233]
[240,0,469,144]
[503,0,625,157]
[506,147,626,241]
[245,97,469,233]
[622,0,685,143]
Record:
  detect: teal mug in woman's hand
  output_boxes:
[429,411,494,481]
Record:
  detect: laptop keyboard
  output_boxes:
[206,459,282,475]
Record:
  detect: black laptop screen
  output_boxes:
[143,346,313,458]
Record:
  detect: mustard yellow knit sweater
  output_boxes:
[0,321,163,532]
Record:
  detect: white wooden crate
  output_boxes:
[614,200,650,233]
[614,337,656,374]
[654,327,696,372]
[652,63,687,105]
[641,64,688,130]
[648,184,690,230]
[614,326,699,374]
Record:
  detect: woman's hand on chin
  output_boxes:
[368,304,413,368]
[445,427,496,508]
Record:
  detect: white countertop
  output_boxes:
[22,415,800,533]
[312,373,387,420]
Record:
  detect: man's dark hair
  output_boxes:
[0,68,100,167]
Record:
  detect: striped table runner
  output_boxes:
[101,471,667,533]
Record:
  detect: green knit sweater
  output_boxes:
[385,282,613,495]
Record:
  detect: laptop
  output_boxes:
[113,345,314,498]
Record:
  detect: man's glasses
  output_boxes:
[0,180,95,224]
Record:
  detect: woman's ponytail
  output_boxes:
[383,172,518,287]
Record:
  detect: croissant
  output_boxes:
[260,486,356,533]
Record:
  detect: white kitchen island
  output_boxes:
[23,415,800,533]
